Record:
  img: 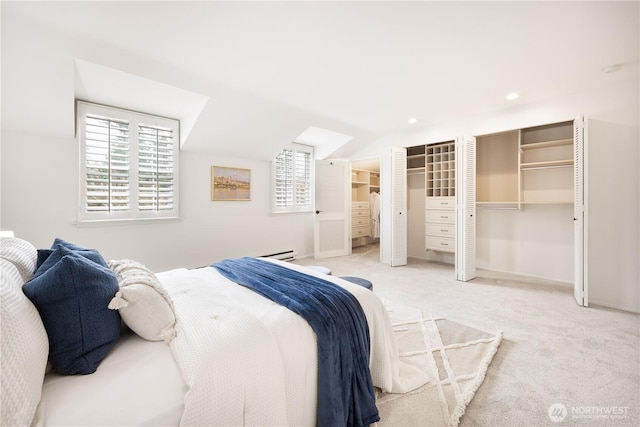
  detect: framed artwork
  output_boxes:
[211,166,251,201]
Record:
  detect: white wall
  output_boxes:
[357,79,640,313]
[0,128,315,272]
[0,11,315,272]
[475,205,574,282]
[407,173,426,259]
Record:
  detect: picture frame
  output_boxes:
[211,166,251,201]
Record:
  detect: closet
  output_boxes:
[403,117,586,305]
[406,140,458,261]
[475,119,580,286]
[350,163,381,247]
[477,121,574,207]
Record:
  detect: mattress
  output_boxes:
[40,327,185,426]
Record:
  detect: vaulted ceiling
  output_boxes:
[3,1,638,160]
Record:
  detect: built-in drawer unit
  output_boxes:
[426,196,455,209]
[426,210,455,223]
[352,203,369,219]
[425,236,455,252]
[425,196,455,253]
[426,222,455,238]
[351,201,370,239]
[352,225,370,238]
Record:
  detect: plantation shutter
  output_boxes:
[78,101,179,222]
[295,150,312,207]
[274,149,294,208]
[272,144,314,212]
[84,114,131,212]
[138,123,176,212]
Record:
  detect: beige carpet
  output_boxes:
[375,299,502,427]
[295,244,640,426]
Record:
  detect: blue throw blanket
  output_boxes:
[212,257,379,427]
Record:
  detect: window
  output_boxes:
[77,101,180,223]
[272,143,314,213]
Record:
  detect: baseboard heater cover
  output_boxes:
[261,250,298,261]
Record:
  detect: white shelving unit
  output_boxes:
[519,122,574,204]
[475,121,574,206]
[425,140,456,254]
[426,141,456,198]
[406,145,426,173]
[351,168,371,240]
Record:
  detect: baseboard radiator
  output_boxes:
[261,250,298,262]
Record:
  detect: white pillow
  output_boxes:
[108,259,177,342]
[1,236,37,282]
[1,257,49,427]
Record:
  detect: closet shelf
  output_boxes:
[520,200,573,205]
[520,138,573,150]
[520,159,573,170]
[476,201,519,210]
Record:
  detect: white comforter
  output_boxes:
[157,260,428,426]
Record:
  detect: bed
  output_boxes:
[1,237,428,426]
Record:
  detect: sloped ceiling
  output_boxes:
[3,1,638,160]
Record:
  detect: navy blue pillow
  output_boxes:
[36,249,53,269]
[23,251,121,375]
[33,240,107,279]
[51,238,89,252]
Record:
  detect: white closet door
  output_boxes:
[456,135,476,281]
[391,147,407,266]
[573,115,588,306]
[314,160,350,259]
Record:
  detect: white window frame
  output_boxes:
[272,143,315,213]
[77,101,180,224]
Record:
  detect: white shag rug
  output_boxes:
[375,299,503,427]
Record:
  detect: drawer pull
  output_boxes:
[440,229,449,232]
[440,215,449,219]
[440,202,449,206]
[441,242,449,246]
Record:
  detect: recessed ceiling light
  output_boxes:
[408,117,417,124]
[506,92,519,101]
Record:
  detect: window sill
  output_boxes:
[76,217,183,227]
[270,210,314,215]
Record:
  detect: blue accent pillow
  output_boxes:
[33,239,107,279]
[51,238,88,252]
[36,249,53,269]
[23,250,121,375]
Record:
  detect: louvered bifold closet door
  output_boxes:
[84,114,131,213]
[456,135,476,281]
[573,115,587,306]
[391,147,407,266]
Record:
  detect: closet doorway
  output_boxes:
[350,158,381,259]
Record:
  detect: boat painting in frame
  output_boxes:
[211,166,251,201]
